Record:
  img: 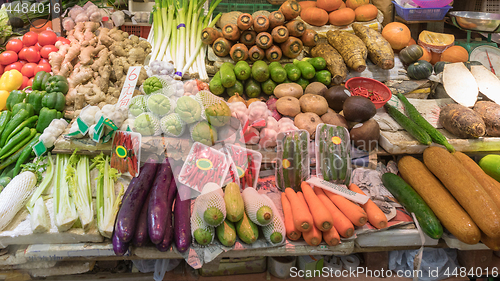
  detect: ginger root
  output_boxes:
[59,61,74,77]
[128,47,147,65]
[68,66,93,88]
[79,45,94,65]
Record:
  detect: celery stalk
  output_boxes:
[54,154,78,232]
[66,151,93,231]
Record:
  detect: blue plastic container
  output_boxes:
[392,1,452,21]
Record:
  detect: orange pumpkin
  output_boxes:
[419,46,432,62]
[406,38,417,46]
[346,0,369,10]
[317,0,342,12]
[382,22,412,50]
[430,51,441,65]
[354,4,378,22]
[339,1,347,9]
[440,46,469,63]
[329,8,355,26]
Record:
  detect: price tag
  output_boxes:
[33,141,47,157]
[117,66,142,108]
[306,176,369,204]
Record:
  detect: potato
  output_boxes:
[439,104,486,139]
[305,82,327,96]
[349,119,380,151]
[276,96,301,117]
[473,101,500,137]
[274,83,303,99]
[321,111,348,129]
[299,94,329,116]
[294,112,322,139]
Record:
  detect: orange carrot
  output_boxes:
[315,188,354,238]
[301,182,334,231]
[285,188,313,232]
[349,183,388,229]
[281,193,301,240]
[303,222,322,246]
[323,226,340,246]
[324,189,368,227]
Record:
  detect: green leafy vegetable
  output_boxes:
[66,150,93,231]
[54,154,78,232]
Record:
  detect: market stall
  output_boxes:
[1,0,500,279]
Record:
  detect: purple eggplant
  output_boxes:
[174,186,191,253]
[132,188,153,247]
[156,176,178,252]
[113,231,129,256]
[148,158,173,244]
[115,158,158,243]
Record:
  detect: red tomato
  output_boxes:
[25,47,41,63]
[22,31,38,47]
[28,77,34,87]
[39,58,49,65]
[0,64,3,75]
[18,47,28,60]
[19,76,29,90]
[21,63,37,78]
[38,30,57,46]
[4,62,23,72]
[34,63,51,75]
[35,43,43,51]
[18,60,28,66]
[57,37,70,45]
[0,51,18,65]
[6,39,23,53]
[40,45,58,59]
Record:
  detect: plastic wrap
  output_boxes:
[315,124,352,185]
[275,130,310,192]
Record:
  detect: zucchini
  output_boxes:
[294,134,301,191]
[338,126,347,182]
[329,127,337,181]
[319,125,330,181]
[384,103,431,145]
[281,134,290,190]
[381,172,443,239]
[397,93,455,152]
[286,134,295,191]
[299,131,308,184]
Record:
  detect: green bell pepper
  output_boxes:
[42,92,65,111]
[5,90,26,111]
[36,107,61,133]
[27,90,45,114]
[12,103,34,117]
[32,71,51,91]
[45,75,69,95]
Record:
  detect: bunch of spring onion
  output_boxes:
[147,0,222,81]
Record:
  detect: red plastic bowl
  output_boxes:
[344,77,392,109]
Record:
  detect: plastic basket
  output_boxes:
[120,25,151,39]
[465,0,500,13]
[392,1,452,21]
[213,0,280,15]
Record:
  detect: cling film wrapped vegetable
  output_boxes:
[315,124,352,185]
[223,144,262,190]
[143,76,163,95]
[276,130,310,192]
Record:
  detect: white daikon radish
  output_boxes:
[442,62,479,107]
[471,65,500,104]
[0,171,37,231]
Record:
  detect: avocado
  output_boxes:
[324,86,350,112]
[342,96,377,123]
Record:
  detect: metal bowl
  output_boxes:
[449,11,500,33]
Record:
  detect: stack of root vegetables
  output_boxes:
[48,22,151,118]
[299,0,378,27]
[282,182,388,246]
[205,1,318,62]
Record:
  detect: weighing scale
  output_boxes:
[448,11,500,53]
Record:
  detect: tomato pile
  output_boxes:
[0,30,66,90]
[351,86,386,102]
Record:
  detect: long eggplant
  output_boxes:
[148,158,173,244]
[174,186,191,253]
[115,158,158,243]
[133,188,153,247]
[112,231,129,256]
[156,176,178,252]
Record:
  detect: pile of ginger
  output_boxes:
[49,21,151,118]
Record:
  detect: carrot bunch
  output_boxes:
[281,182,388,246]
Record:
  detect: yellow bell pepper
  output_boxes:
[0,70,23,92]
[0,90,9,110]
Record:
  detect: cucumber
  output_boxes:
[234,61,251,81]
[209,71,225,96]
[226,80,244,97]
[293,59,315,80]
[381,173,443,239]
[245,78,261,98]
[261,79,277,95]
[319,125,330,181]
[294,134,301,191]
[385,103,432,145]
[307,57,327,71]
[284,63,301,81]
[251,60,270,83]
[329,127,337,181]
[269,63,287,83]
[338,126,347,182]
[396,93,455,152]
[220,62,236,88]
